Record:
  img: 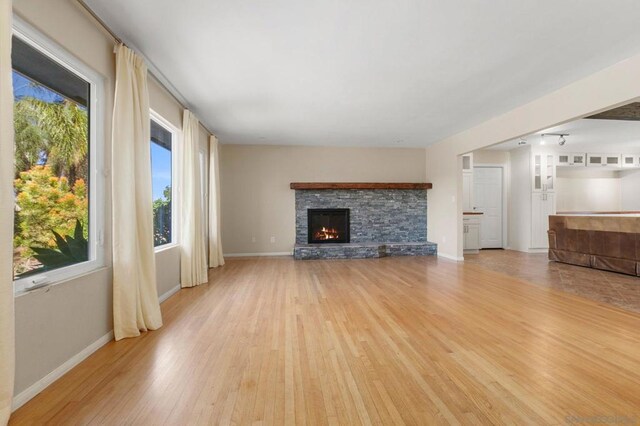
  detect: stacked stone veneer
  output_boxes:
[294,189,437,259]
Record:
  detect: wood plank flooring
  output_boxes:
[10,255,640,425]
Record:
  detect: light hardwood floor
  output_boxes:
[10,255,640,425]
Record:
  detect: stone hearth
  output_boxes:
[292,184,436,259]
[294,242,436,260]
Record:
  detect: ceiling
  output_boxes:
[85,0,640,147]
[490,118,640,153]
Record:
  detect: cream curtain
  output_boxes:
[208,136,225,268]
[180,111,208,287]
[111,45,162,341]
[0,0,15,421]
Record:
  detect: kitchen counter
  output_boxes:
[548,214,640,276]
[557,211,640,216]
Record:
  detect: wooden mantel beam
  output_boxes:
[290,182,432,190]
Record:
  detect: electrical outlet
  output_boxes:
[270,236,276,243]
[442,236,447,243]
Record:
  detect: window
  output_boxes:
[12,18,104,292]
[150,115,175,248]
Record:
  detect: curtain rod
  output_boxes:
[75,0,215,137]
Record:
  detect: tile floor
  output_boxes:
[464,249,640,313]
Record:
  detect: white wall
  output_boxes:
[506,147,532,251]
[425,52,640,259]
[11,0,210,399]
[556,168,622,212]
[621,169,640,210]
[219,145,427,254]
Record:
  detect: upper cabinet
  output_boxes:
[557,152,640,168]
[462,172,473,212]
[462,153,473,212]
[622,154,640,168]
[532,152,555,192]
[587,153,621,168]
[557,153,586,167]
[462,153,473,172]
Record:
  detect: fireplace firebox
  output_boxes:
[307,209,350,244]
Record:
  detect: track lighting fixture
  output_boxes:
[541,133,569,146]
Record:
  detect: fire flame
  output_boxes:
[314,226,340,241]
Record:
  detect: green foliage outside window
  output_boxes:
[153,185,172,246]
[13,166,88,276]
[13,94,89,278]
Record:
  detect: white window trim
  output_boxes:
[12,16,105,295]
[150,110,180,251]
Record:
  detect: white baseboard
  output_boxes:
[12,330,114,412]
[224,252,292,258]
[510,248,548,254]
[438,253,464,262]
[12,284,181,412]
[159,284,180,303]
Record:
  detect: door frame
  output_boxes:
[473,164,508,249]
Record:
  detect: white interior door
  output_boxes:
[473,167,503,248]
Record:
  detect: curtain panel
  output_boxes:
[180,110,208,287]
[0,0,15,422]
[111,44,162,340]
[208,135,224,268]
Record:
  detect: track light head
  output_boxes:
[540,133,569,147]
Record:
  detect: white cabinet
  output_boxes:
[462,153,478,253]
[532,152,555,192]
[571,153,586,166]
[463,215,481,253]
[587,153,604,167]
[527,150,556,250]
[462,172,473,212]
[622,154,640,168]
[557,153,586,167]
[556,153,570,167]
[462,152,474,212]
[605,154,621,167]
[462,153,473,172]
[531,192,555,249]
[587,153,621,168]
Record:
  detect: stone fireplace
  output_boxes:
[307,208,350,244]
[291,182,437,259]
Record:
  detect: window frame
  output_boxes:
[150,110,180,252]
[12,16,105,295]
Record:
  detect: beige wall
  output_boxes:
[13,0,115,398]
[473,149,509,165]
[426,53,640,259]
[219,145,426,254]
[12,0,208,399]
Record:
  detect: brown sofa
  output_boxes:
[548,215,640,276]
